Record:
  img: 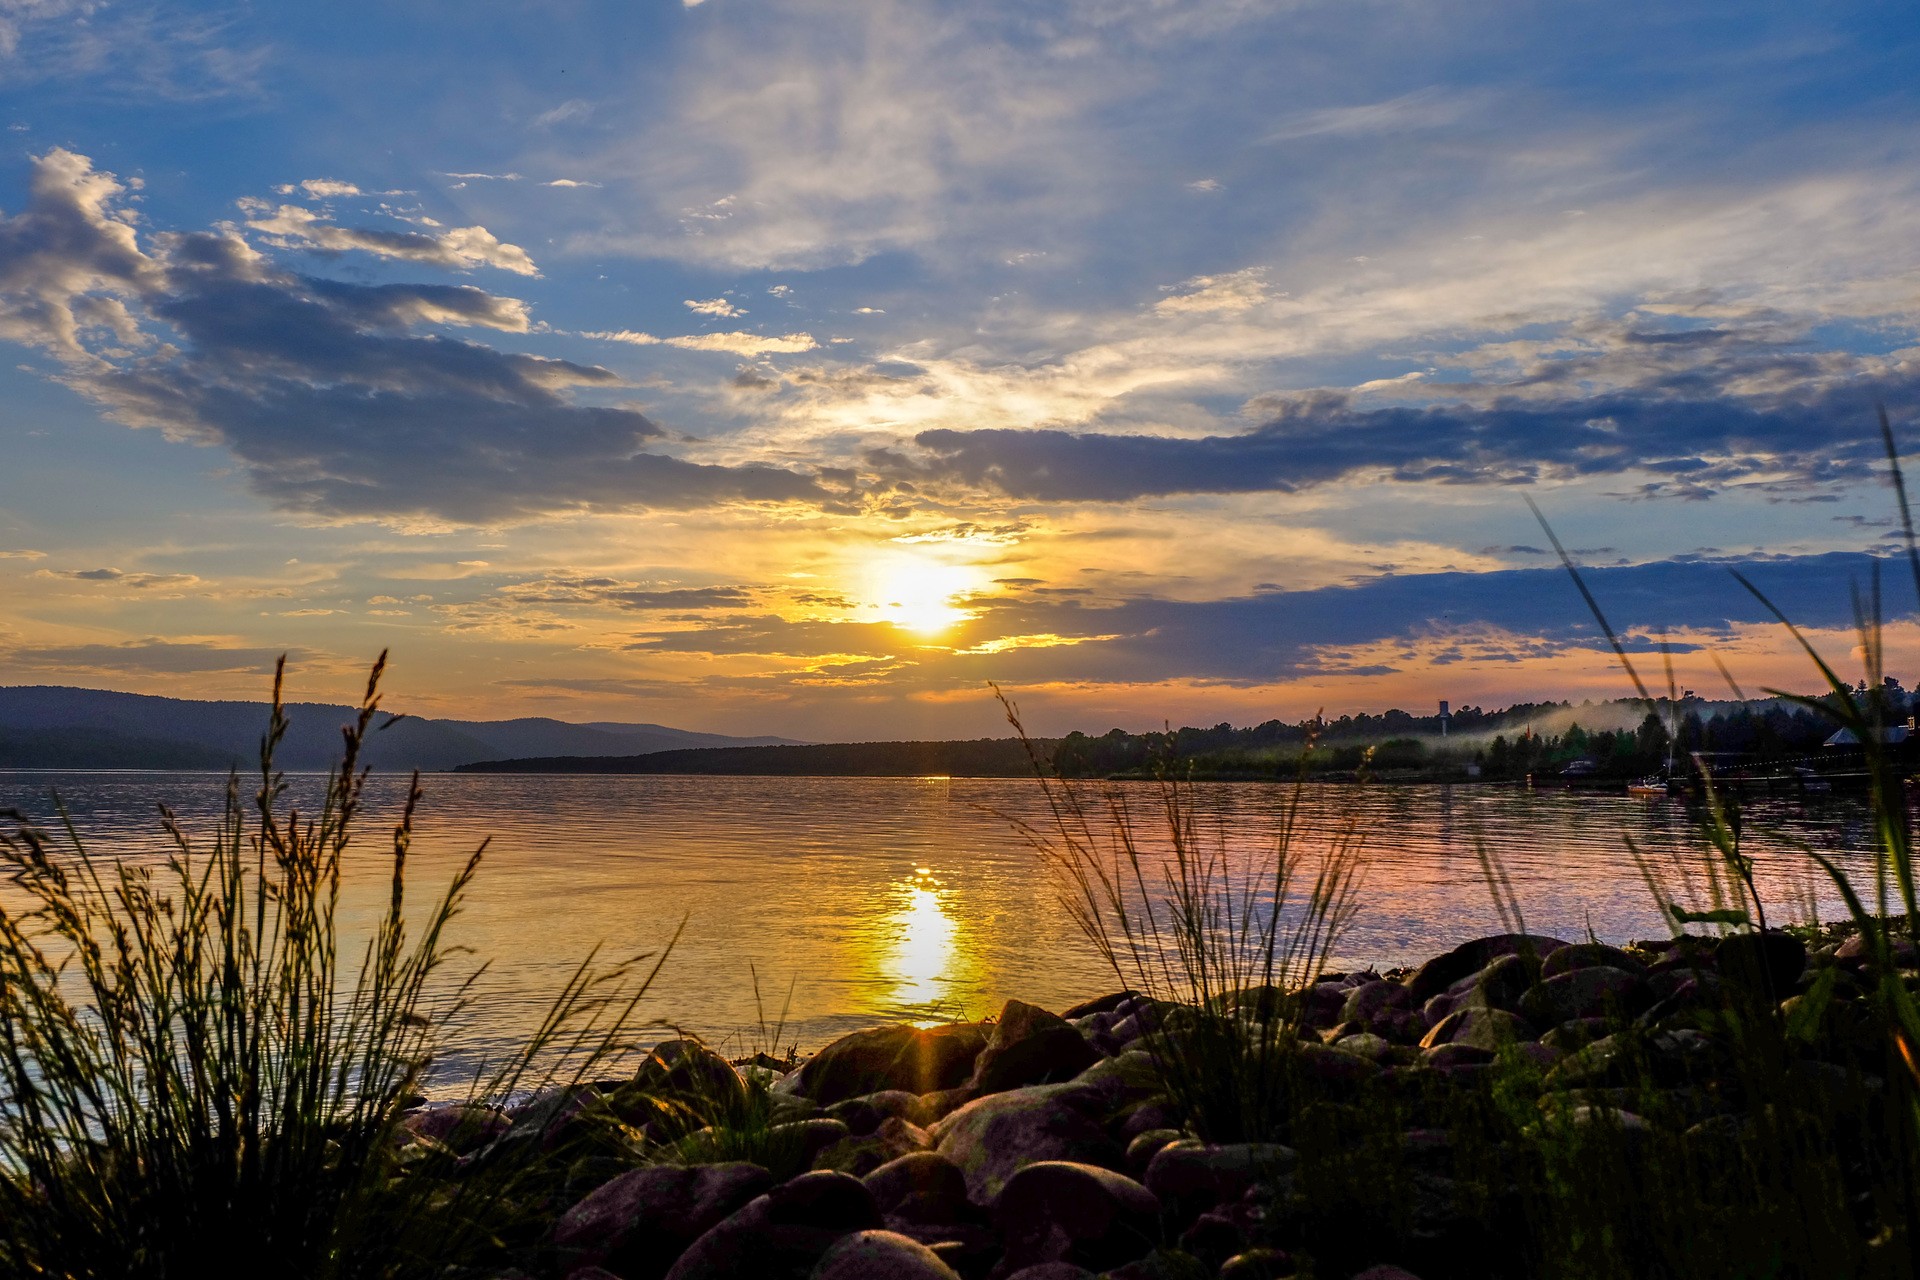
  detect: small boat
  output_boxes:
[1627,776,1669,798]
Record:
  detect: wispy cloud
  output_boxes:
[581,328,818,355]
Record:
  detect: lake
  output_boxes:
[0,769,1889,1075]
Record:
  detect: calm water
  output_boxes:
[0,771,1888,1072]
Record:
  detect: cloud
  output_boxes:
[531,98,593,128]
[620,552,1898,690]
[498,575,756,611]
[869,320,1920,502]
[290,178,361,198]
[0,2,268,101]
[5,638,308,675]
[580,328,818,355]
[241,202,541,276]
[1154,267,1269,315]
[0,150,828,525]
[685,296,743,317]
[543,178,601,188]
[37,567,201,589]
[440,172,523,182]
[1263,87,1482,142]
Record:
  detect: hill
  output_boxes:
[0,686,801,772]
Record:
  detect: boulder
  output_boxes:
[1406,934,1570,1003]
[664,1170,884,1280]
[1340,980,1413,1029]
[993,1160,1162,1272]
[809,1229,962,1280]
[1419,1043,1494,1070]
[1296,1039,1384,1087]
[1716,931,1806,999]
[971,1000,1100,1095]
[634,1037,748,1113]
[1142,1141,1297,1223]
[862,1151,971,1222]
[1541,943,1646,978]
[1836,932,1920,968]
[827,1090,936,1135]
[1069,1049,1161,1105]
[1349,1268,1426,1280]
[1063,991,1141,1019]
[1518,967,1653,1025]
[1126,1128,1187,1175]
[1103,1249,1212,1280]
[815,1116,933,1177]
[398,1104,509,1155]
[1417,1007,1535,1052]
[552,1161,773,1279]
[1002,1267,1097,1280]
[932,1084,1123,1205]
[1218,1248,1297,1278]
[780,1024,990,1105]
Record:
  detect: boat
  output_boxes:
[1627,776,1670,798]
[1793,765,1832,794]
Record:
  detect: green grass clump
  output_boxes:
[0,655,668,1279]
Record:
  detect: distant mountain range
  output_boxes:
[0,686,804,772]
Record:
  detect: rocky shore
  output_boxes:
[410,925,1908,1280]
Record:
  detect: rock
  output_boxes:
[919,1086,978,1121]
[1125,1128,1186,1175]
[664,1170,884,1280]
[993,1160,1162,1272]
[1143,1141,1296,1223]
[1178,1210,1250,1269]
[1102,1249,1211,1280]
[1071,1049,1162,1105]
[827,1090,936,1135]
[971,1000,1100,1095]
[1716,931,1807,998]
[1002,1267,1097,1280]
[634,1037,748,1113]
[1296,1039,1384,1086]
[399,1104,510,1154]
[1417,1007,1535,1052]
[815,1116,932,1177]
[1541,942,1646,978]
[552,1161,774,1279]
[809,1229,962,1280]
[1349,1268,1426,1280]
[1064,991,1142,1019]
[863,1151,971,1222]
[778,1117,856,1164]
[1406,934,1570,1003]
[1518,967,1653,1024]
[1331,1032,1393,1062]
[1419,1043,1494,1071]
[781,1024,991,1105]
[1340,980,1413,1029]
[1218,1248,1297,1279]
[1836,932,1920,968]
[1539,1018,1611,1053]
[933,1084,1123,1205]
[1119,1099,1184,1140]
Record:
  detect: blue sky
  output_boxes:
[0,0,1917,738]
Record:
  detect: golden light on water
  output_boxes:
[888,866,957,1009]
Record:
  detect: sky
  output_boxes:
[0,0,1918,740]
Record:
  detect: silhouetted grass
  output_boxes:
[0,655,670,1279]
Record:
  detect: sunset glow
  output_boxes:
[0,3,1911,744]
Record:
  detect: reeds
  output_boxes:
[1000,691,1366,1142]
[0,655,669,1278]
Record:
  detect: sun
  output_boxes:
[865,554,983,636]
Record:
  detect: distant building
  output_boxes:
[1824,725,1911,747]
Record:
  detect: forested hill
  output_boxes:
[454,738,1050,777]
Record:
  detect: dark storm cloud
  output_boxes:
[625,552,1902,687]
[0,150,827,524]
[873,330,1920,502]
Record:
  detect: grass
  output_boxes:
[0,654,671,1279]
[1015,415,1920,1278]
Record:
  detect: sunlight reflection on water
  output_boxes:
[0,770,1889,1077]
